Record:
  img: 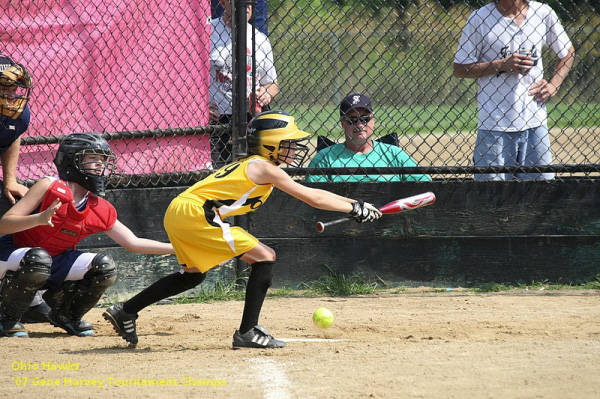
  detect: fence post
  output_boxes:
[232,0,248,160]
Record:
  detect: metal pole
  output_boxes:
[231,0,251,287]
[231,0,248,161]
[250,0,257,120]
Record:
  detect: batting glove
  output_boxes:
[350,200,382,223]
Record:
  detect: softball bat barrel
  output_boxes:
[377,191,436,214]
[315,192,436,233]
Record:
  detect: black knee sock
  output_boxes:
[239,261,274,334]
[123,271,206,315]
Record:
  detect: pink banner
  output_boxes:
[0,0,211,179]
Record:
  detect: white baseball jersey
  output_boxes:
[209,17,277,115]
[454,1,572,131]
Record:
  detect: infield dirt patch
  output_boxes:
[2,291,599,398]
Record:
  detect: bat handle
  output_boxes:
[315,215,354,233]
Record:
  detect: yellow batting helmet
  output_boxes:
[246,111,310,167]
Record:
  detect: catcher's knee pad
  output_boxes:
[0,248,52,321]
[17,248,52,288]
[87,252,117,291]
[42,252,116,307]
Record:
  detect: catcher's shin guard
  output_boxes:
[0,248,51,323]
[44,253,117,336]
[20,291,51,323]
[68,253,117,319]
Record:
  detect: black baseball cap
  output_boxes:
[340,93,373,116]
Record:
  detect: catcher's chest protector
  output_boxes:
[13,180,117,256]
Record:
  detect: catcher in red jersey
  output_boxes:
[0,133,174,338]
[104,111,382,349]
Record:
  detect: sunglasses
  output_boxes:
[342,114,374,126]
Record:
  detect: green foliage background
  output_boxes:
[265,0,600,137]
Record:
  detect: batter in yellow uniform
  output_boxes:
[104,111,382,349]
[164,156,274,272]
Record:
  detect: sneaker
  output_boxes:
[103,303,138,347]
[48,310,94,337]
[232,325,286,349]
[0,320,29,338]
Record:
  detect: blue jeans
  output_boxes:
[473,126,555,181]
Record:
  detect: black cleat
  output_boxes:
[103,303,138,347]
[232,325,286,349]
[48,310,94,337]
[0,320,28,338]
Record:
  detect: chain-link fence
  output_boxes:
[1,0,214,188]
[1,0,599,187]
[268,0,600,182]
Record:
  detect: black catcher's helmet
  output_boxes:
[0,55,32,120]
[246,111,310,167]
[54,133,116,196]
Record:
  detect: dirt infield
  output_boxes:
[2,291,599,398]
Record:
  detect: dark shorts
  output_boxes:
[0,235,86,290]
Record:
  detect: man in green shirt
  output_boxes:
[306,94,431,183]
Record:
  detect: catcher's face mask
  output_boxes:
[0,60,32,120]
